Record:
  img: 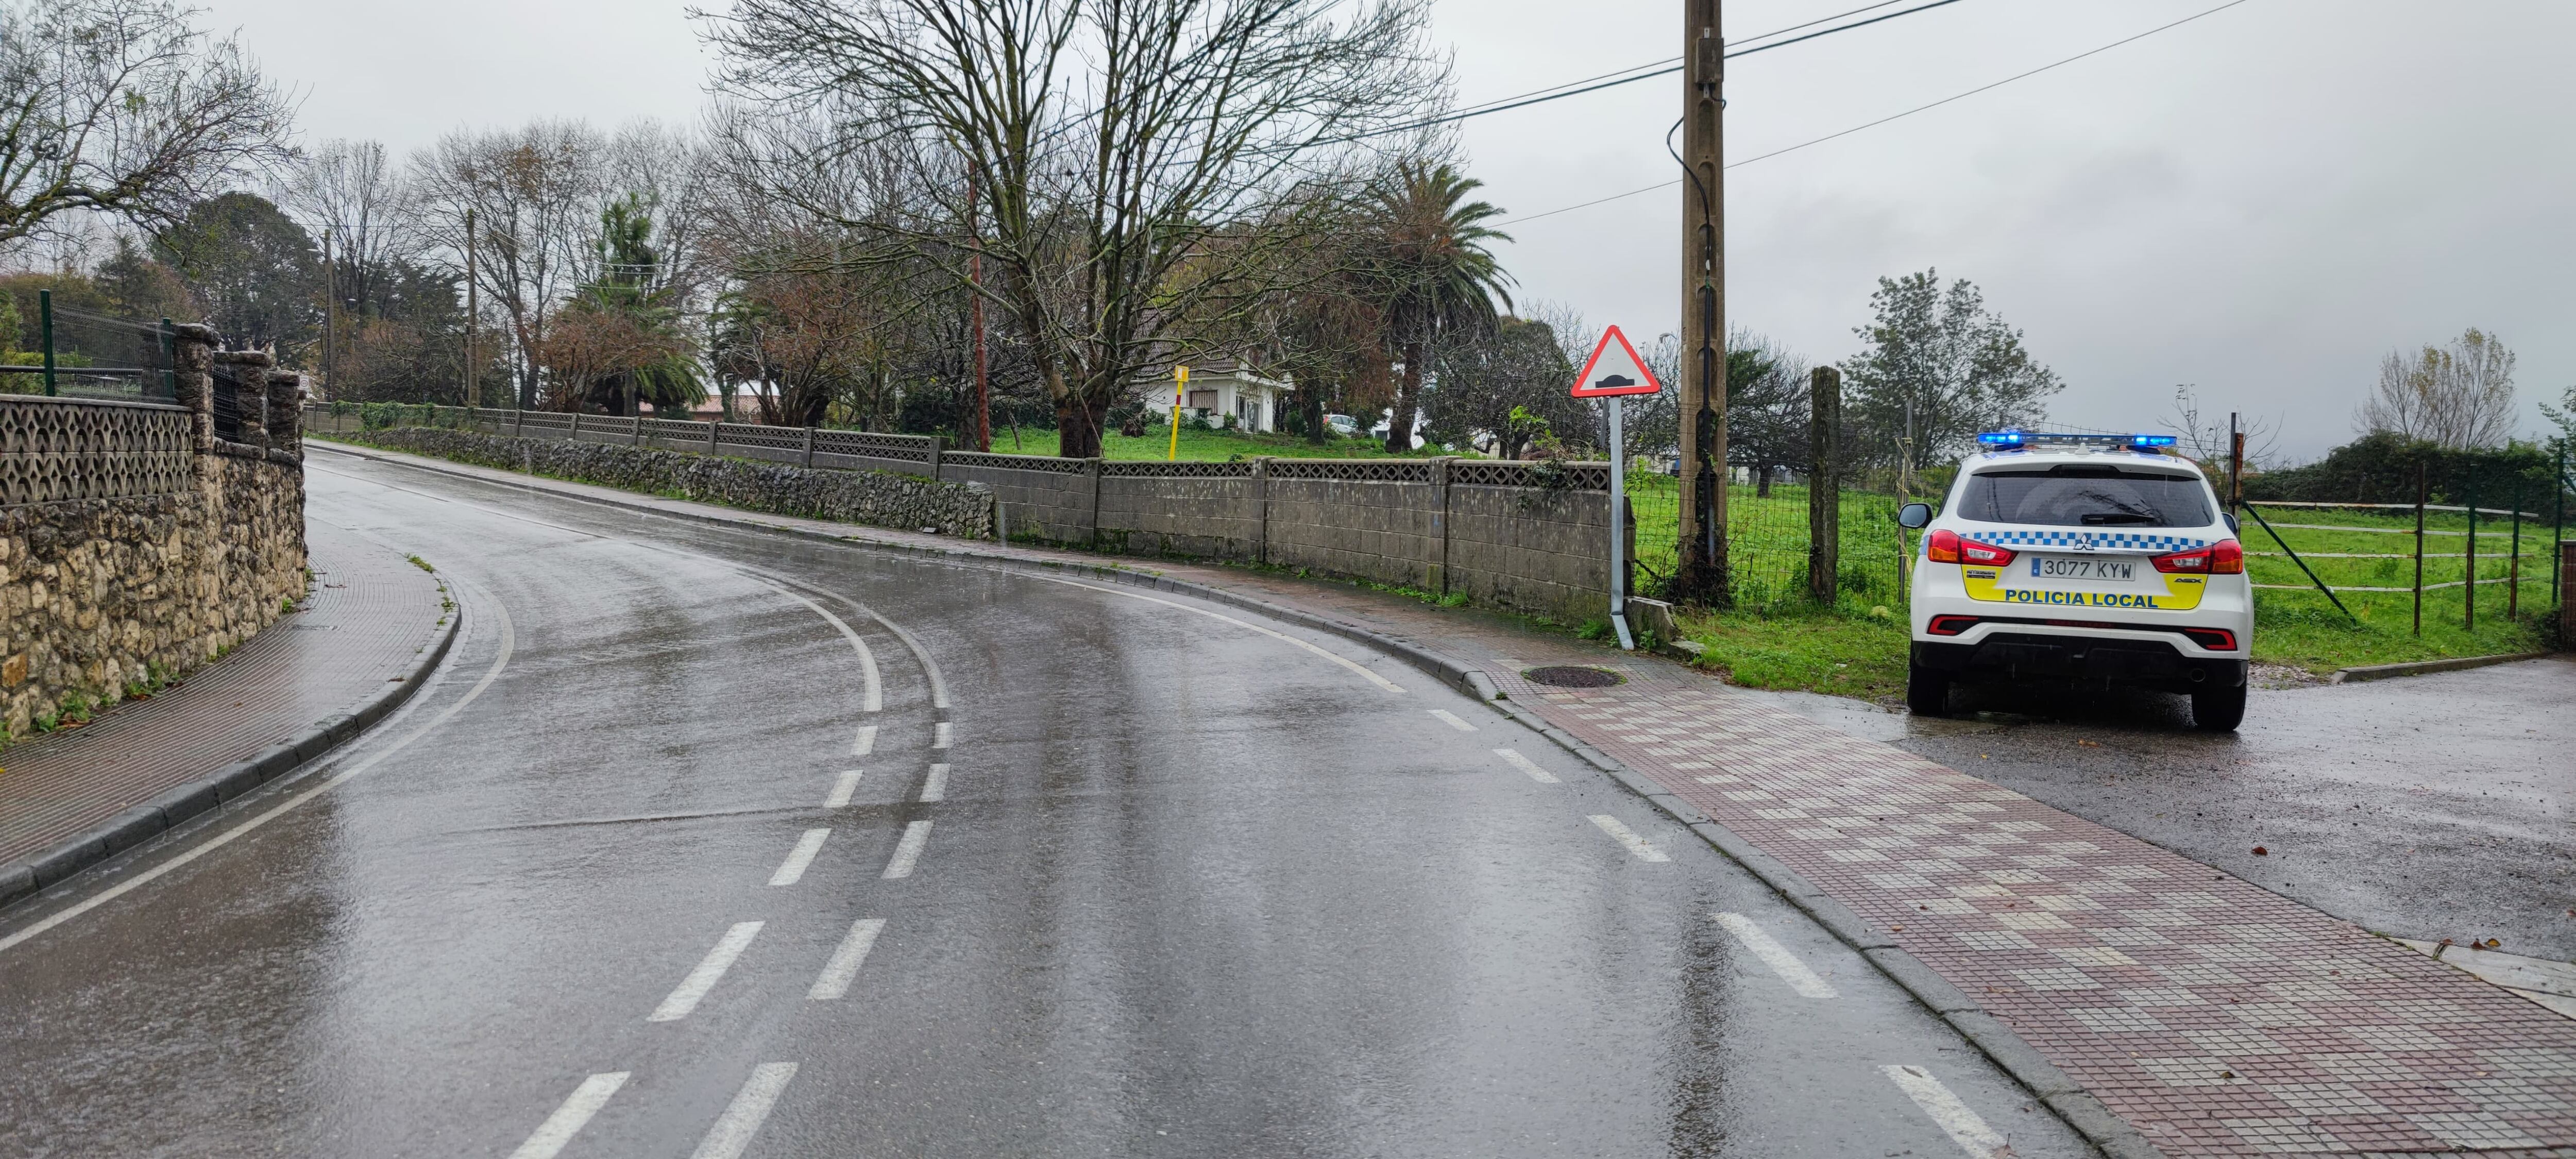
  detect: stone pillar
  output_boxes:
[266,370,303,458]
[171,323,219,452]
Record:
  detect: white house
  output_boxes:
[1168,359,1289,433]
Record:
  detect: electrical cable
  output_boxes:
[1494,0,2256,228]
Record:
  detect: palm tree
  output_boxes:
[1367,162,1513,454]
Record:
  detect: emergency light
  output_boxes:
[1974,431,2177,453]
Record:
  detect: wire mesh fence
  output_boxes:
[1625,470,1915,609]
[3,305,181,404]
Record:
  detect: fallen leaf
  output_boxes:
[2251,846,2268,856]
[2077,739,2102,747]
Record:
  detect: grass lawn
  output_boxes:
[979,424,1456,461]
[1670,601,1916,702]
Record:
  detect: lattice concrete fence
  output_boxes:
[312,404,1623,625]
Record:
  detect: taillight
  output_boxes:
[1926,530,2016,566]
[2181,627,2239,650]
[2154,540,2243,574]
[1927,615,1978,636]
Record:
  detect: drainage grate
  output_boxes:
[1523,666,1624,688]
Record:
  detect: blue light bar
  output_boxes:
[1977,431,2026,447]
[2128,434,2177,448]
[1978,431,2178,452]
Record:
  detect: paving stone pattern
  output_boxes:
[0,521,443,865]
[1512,673,2576,1157]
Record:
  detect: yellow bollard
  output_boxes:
[1167,365,1188,461]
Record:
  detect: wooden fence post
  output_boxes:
[1807,366,1841,603]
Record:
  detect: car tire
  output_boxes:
[1906,661,1950,718]
[2191,681,2247,732]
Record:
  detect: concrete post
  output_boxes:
[927,434,945,481]
[1427,457,1451,593]
[570,412,582,442]
[2562,541,2574,642]
[1808,366,1842,603]
[801,425,816,468]
[707,419,720,454]
[1086,457,1105,548]
[1249,457,1272,565]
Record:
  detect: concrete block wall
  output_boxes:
[1446,483,1614,620]
[1097,466,1260,560]
[1263,476,1444,592]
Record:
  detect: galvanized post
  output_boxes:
[2412,464,2426,636]
[39,288,55,396]
[2465,481,2477,632]
[2508,481,2522,621]
[159,317,175,400]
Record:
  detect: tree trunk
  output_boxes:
[1057,394,1109,458]
[1303,388,1326,445]
[1756,465,1772,498]
[1385,340,1423,454]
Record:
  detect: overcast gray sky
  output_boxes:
[208,0,2575,462]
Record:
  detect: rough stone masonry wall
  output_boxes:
[339,428,994,539]
[1,453,306,737]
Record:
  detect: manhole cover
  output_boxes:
[1524,665,1624,688]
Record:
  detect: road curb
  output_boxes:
[0,588,461,912]
[314,439,2155,1157]
[2330,650,2558,683]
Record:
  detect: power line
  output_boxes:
[1494,0,2257,228]
[1436,1,1918,122]
[1299,0,1974,150]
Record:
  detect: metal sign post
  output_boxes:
[1570,326,1663,653]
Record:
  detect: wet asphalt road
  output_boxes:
[1790,659,2576,962]
[0,453,2089,1158]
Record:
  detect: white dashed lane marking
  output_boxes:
[1492,748,1561,783]
[1712,912,1839,998]
[509,1071,628,1159]
[808,918,887,1000]
[690,1062,799,1159]
[1880,1064,2012,1158]
[1428,709,1477,731]
[852,725,876,757]
[825,770,862,809]
[883,821,933,879]
[1587,815,1669,862]
[767,829,831,887]
[649,921,764,1022]
[919,764,948,803]
[933,722,952,749]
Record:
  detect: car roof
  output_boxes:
[1961,448,2208,477]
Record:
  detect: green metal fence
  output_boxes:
[1625,471,1914,609]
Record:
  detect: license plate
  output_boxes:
[2029,556,2136,582]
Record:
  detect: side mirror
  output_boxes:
[1897,502,1934,529]
[2223,512,2241,534]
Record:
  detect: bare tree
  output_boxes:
[702,0,1450,456]
[412,122,608,407]
[0,0,295,252]
[2358,328,2517,450]
[279,139,412,314]
[2161,385,2280,471]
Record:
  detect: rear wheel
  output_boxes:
[1906,661,1951,718]
[2191,680,2247,732]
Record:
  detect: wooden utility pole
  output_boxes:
[464,208,480,408]
[969,161,990,452]
[1673,0,1730,605]
[323,227,335,401]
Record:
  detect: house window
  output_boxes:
[1187,389,1216,410]
[1238,398,1256,429]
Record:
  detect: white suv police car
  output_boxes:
[1896,432,2251,731]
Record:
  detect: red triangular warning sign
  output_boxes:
[1569,326,1662,397]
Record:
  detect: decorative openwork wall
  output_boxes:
[0,397,194,507]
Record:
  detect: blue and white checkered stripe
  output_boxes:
[1972,530,2209,552]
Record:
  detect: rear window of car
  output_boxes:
[1956,466,2212,527]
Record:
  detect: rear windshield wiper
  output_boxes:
[2080,513,2158,525]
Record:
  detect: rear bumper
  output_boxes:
[1914,634,2246,693]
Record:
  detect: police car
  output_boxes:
[1896,432,2251,731]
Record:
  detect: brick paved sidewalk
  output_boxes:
[0,520,447,866]
[316,441,2576,1157]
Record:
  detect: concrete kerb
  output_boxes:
[0,593,461,911]
[2330,650,2558,683]
[311,440,2153,1158]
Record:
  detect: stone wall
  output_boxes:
[337,427,995,539]
[1,427,305,738]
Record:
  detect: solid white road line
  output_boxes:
[825,770,862,809]
[756,581,882,712]
[690,1062,799,1159]
[852,725,876,757]
[509,1071,629,1159]
[933,722,952,749]
[1021,574,1404,693]
[1493,748,1561,783]
[919,764,948,803]
[1711,912,1839,998]
[0,578,517,957]
[1428,709,1477,731]
[1587,815,1670,862]
[882,821,933,879]
[1880,1064,2012,1158]
[768,829,832,887]
[808,918,887,1000]
[650,921,764,1022]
